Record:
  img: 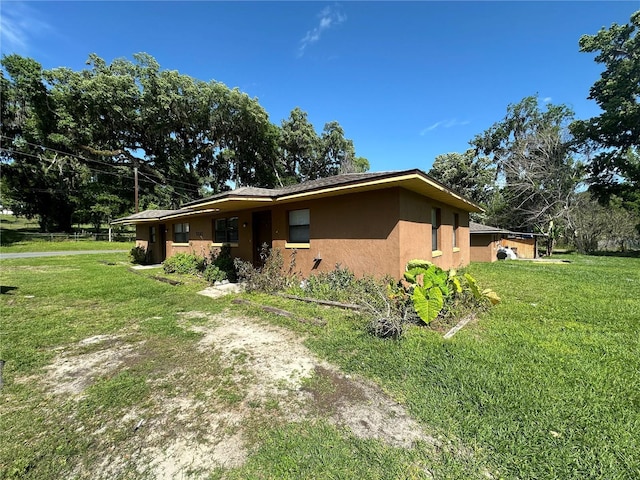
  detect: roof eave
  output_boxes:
[275,171,483,213]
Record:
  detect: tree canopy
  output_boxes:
[0,53,367,231]
[570,10,640,210]
[471,96,582,235]
[427,149,495,207]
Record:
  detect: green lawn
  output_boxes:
[0,253,638,479]
[0,214,134,253]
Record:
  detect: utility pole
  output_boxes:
[134,165,139,213]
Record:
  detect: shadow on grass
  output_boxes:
[588,250,640,258]
[1,286,18,294]
[0,229,30,246]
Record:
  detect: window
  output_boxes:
[214,217,238,243]
[149,226,156,244]
[174,222,189,243]
[453,213,459,248]
[431,208,441,251]
[289,209,310,243]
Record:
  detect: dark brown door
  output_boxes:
[252,211,272,266]
[159,224,166,263]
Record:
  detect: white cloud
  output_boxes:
[0,2,52,55]
[297,4,346,57]
[543,97,553,103]
[420,119,470,135]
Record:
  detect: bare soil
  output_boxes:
[39,311,439,479]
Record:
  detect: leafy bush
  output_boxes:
[203,264,227,284]
[209,245,237,282]
[291,261,500,339]
[129,245,149,265]
[162,252,206,275]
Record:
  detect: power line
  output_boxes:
[0,147,199,203]
[0,134,206,190]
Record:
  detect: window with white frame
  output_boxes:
[288,209,310,243]
[174,222,189,243]
[214,217,239,243]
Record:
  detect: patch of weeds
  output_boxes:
[82,370,150,410]
[140,315,202,339]
[215,381,246,407]
[234,245,298,293]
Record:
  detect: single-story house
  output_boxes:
[470,221,545,262]
[112,170,483,279]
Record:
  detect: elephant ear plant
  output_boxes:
[402,260,500,326]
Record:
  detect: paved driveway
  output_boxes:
[0,250,128,260]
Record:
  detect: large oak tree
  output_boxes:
[1,53,366,231]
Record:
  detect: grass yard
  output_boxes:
[0,253,638,479]
[0,214,134,253]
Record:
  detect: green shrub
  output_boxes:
[162,252,205,275]
[203,264,227,284]
[129,245,149,265]
[291,261,500,339]
[209,244,237,282]
[302,264,357,302]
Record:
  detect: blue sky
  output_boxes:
[1,1,639,173]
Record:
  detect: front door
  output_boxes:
[252,211,272,266]
[159,224,166,263]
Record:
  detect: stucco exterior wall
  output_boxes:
[134,186,474,278]
[470,234,500,262]
[397,189,470,271]
[271,188,402,277]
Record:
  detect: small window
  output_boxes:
[149,226,156,244]
[174,222,189,243]
[289,209,310,243]
[431,208,441,251]
[453,213,460,248]
[214,217,238,243]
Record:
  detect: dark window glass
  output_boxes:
[431,208,441,251]
[289,209,310,243]
[174,223,189,243]
[453,213,459,248]
[214,217,239,243]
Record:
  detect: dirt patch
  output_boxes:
[43,334,140,396]
[186,312,438,450]
[38,310,440,479]
[303,365,437,449]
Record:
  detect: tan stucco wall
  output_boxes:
[470,234,500,262]
[270,188,402,277]
[135,187,473,278]
[398,189,470,271]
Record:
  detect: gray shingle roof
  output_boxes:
[111,209,185,224]
[114,169,484,224]
[182,171,408,207]
[469,221,511,234]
